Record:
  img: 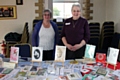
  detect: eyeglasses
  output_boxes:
[43,14,50,16]
[72,10,80,13]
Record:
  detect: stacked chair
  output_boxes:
[14,43,32,61]
[110,32,120,62]
[5,22,29,57]
[100,21,114,52]
[88,22,100,51]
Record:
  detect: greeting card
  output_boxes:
[37,68,47,76]
[27,71,37,78]
[15,71,27,78]
[66,73,80,80]
[32,47,43,62]
[82,74,95,80]
[10,47,19,63]
[30,66,38,71]
[96,53,106,63]
[80,69,91,76]
[59,76,68,80]
[55,46,66,62]
[2,68,13,74]
[84,44,96,59]
[0,68,4,73]
[96,67,107,76]
[3,62,16,69]
[107,47,119,65]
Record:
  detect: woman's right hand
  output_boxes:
[66,44,74,51]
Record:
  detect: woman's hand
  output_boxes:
[66,44,74,51]
[72,40,86,51]
[72,44,81,51]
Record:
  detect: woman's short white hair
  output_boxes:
[42,9,52,18]
[71,3,82,11]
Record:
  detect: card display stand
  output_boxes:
[69,60,79,64]
[106,62,116,70]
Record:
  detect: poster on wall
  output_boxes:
[0,5,17,20]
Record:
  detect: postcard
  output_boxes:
[112,70,120,77]
[108,74,120,80]
[82,74,95,80]
[27,71,37,78]
[10,47,19,63]
[2,68,13,74]
[84,44,96,59]
[107,47,119,65]
[8,69,20,78]
[15,71,27,78]
[84,64,94,70]
[0,68,4,73]
[96,67,107,76]
[73,64,81,70]
[67,73,80,80]
[30,66,38,71]
[60,67,64,75]
[80,69,91,74]
[36,76,47,80]
[64,69,72,75]
[59,76,68,80]
[32,47,43,62]
[22,65,32,71]
[47,65,56,75]
[55,45,66,62]
[37,68,47,76]
[3,62,16,69]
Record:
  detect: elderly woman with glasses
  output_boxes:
[32,9,59,61]
[61,3,90,60]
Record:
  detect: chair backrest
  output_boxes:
[14,43,32,58]
[33,19,40,30]
[20,22,29,43]
[88,22,100,49]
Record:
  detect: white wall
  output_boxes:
[106,0,120,32]
[0,0,36,43]
[89,0,106,27]
[0,0,36,53]
[0,0,120,53]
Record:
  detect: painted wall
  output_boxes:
[0,0,36,53]
[106,0,120,32]
[89,0,106,26]
[0,0,36,43]
[0,0,120,53]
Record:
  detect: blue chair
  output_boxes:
[14,43,32,60]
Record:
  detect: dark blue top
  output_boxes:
[61,17,90,45]
[32,20,59,49]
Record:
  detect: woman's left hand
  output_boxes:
[72,44,81,51]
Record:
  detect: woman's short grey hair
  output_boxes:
[71,3,82,11]
[43,9,52,18]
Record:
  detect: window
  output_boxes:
[53,0,80,19]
